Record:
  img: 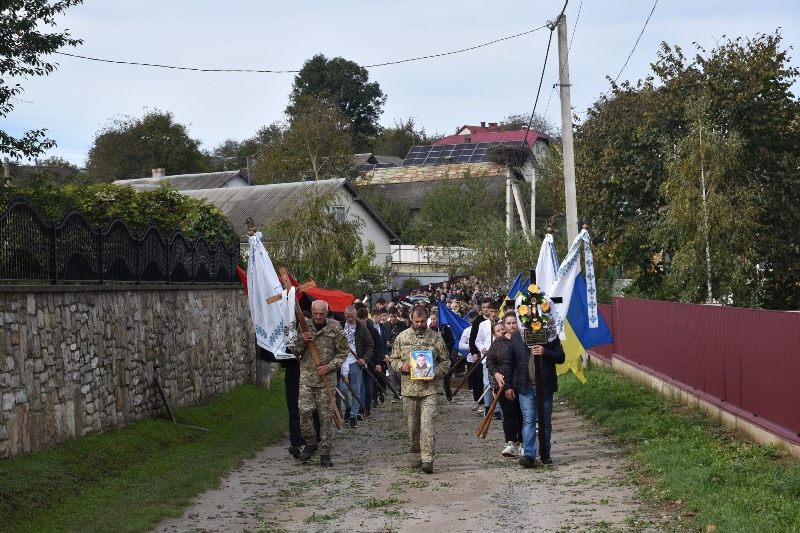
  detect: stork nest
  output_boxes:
[486,144,532,169]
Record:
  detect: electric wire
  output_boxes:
[610,0,659,85]
[524,0,569,139]
[54,25,549,74]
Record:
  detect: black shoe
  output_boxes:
[349,418,357,428]
[357,413,365,421]
[421,462,434,474]
[378,393,385,404]
[493,412,503,420]
[540,456,553,465]
[288,445,301,459]
[298,444,318,462]
[519,455,536,469]
[345,410,351,420]
[320,455,333,467]
[372,399,379,408]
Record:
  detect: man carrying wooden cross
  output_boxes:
[294,300,349,467]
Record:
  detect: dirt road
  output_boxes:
[153,388,660,533]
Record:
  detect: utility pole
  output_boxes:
[557,14,579,244]
[2,157,9,187]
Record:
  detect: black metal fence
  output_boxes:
[0,197,240,284]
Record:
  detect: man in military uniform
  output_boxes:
[391,306,450,474]
[294,300,349,467]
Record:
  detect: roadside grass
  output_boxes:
[0,380,288,533]
[558,365,800,532]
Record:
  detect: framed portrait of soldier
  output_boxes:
[410,350,434,380]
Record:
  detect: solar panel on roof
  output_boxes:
[399,140,529,166]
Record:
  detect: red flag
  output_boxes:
[236,265,248,297]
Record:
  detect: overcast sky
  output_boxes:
[5,0,799,168]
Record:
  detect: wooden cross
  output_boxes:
[276,267,343,430]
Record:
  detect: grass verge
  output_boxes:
[0,379,288,533]
[558,365,800,532]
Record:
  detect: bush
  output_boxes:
[0,184,238,244]
[401,277,421,289]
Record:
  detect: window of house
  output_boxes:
[332,205,346,223]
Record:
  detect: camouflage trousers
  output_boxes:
[299,384,334,455]
[403,394,438,463]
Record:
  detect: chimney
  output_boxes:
[480,121,486,128]
[152,168,166,178]
[489,122,498,129]
[464,135,471,144]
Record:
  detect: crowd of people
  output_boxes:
[268,282,565,475]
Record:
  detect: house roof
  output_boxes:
[433,130,549,147]
[114,170,249,191]
[181,178,400,243]
[356,161,506,186]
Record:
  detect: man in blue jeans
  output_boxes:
[503,325,565,468]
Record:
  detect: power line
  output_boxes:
[55,25,549,74]
[611,0,660,85]
[524,0,569,137]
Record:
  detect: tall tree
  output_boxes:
[576,31,800,309]
[1,0,83,159]
[658,98,758,305]
[250,97,355,184]
[85,110,210,182]
[287,54,386,151]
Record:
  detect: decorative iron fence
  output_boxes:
[0,197,240,284]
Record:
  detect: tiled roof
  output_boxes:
[114,170,248,191]
[356,161,506,186]
[433,130,548,147]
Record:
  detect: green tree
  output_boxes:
[260,190,390,295]
[370,118,440,159]
[1,0,83,159]
[575,31,800,308]
[250,97,355,184]
[461,221,540,290]
[6,156,86,187]
[85,109,210,182]
[499,112,557,136]
[288,54,386,151]
[406,174,503,246]
[657,99,758,306]
[356,184,410,241]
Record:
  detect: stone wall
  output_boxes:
[0,285,255,458]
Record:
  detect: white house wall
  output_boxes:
[333,191,392,268]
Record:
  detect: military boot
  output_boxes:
[297,444,318,462]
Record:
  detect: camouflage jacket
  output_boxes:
[390,327,450,397]
[294,318,349,388]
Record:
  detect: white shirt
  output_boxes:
[475,318,494,356]
[459,326,473,362]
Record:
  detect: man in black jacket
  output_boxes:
[503,326,565,468]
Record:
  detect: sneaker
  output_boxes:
[516,444,524,457]
[349,417,357,428]
[475,405,484,413]
[519,455,536,469]
[501,442,517,457]
[493,411,503,420]
[357,413,365,421]
[540,455,553,465]
[378,393,385,404]
[372,399,379,408]
[421,462,434,474]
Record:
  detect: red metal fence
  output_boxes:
[595,298,800,443]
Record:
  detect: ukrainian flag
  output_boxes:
[438,302,470,355]
[537,229,612,383]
